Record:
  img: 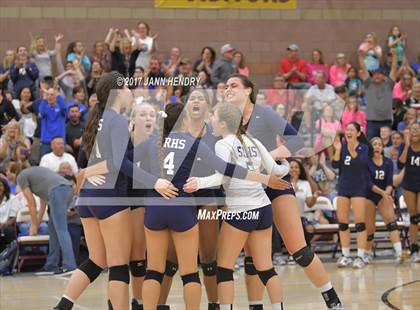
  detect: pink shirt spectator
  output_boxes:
[307,63,329,85]
[341,109,367,134]
[329,64,351,87]
[392,81,409,101]
[315,119,341,150]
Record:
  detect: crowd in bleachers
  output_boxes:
[0,21,419,274]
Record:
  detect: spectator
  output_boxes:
[67,86,87,119]
[0,179,14,253]
[273,103,287,119]
[392,72,415,101]
[340,96,367,134]
[84,93,97,122]
[85,61,103,97]
[329,53,351,87]
[406,82,420,110]
[106,29,134,77]
[381,51,394,77]
[358,32,382,72]
[334,85,348,102]
[9,141,31,169]
[9,46,39,97]
[380,125,392,147]
[5,162,21,195]
[211,44,238,86]
[39,88,67,157]
[175,58,196,101]
[15,87,37,142]
[130,21,157,70]
[0,90,20,131]
[233,51,249,77]
[193,46,216,77]
[397,108,417,133]
[0,50,15,92]
[358,48,397,139]
[162,47,181,76]
[147,56,165,81]
[384,131,403,159]
[212,81,226,106]
[315,105,341,157]
[387,26,407,66]
[266,74,296,110]
[196,70,212,89]
[391,99,406,131]
[0,121,31,164]
[90,41,111,73]
[66,104,85,158]
[40,136,78,175]
[66,41,91,74]
[345,67,363,97]
[278,43,308,88]
[30,35,57,81]
[411,50,420,81]
[16,166,77,274]
[307,49,329,85]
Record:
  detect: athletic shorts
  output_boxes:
[144,206,197,232]
[265,174,295,202]
[225,205,272,233]
[79,205,129,220]
[402,184,420,194]
[337,188,367,198]
[366,192,382,205]
[193,188,218,206]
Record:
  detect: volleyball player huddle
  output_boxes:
[54,72,344,310]
[333,120,420,269]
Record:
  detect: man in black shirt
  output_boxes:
[65,104,85,158]
[0,90,20,134]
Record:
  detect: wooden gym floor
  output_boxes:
[1,260,419,309]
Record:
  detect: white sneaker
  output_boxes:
[272,253,286,266]
[336,256,352,268]
[411,252,420,263]
[395,254,404,264]
[352,257,365,269]
[363,253,373,264]
[287,255,296,265]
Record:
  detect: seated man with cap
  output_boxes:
[210,43,238,87]
[278,43,310,89]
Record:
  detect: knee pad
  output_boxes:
[144,269,164,284]
[387,221,399,232]
[201,260,217,277]
[107,299,113,310]
[257,267,277,286]
[338,223,349,231]
[410,214,420,225]
[181,272,201,286]
[109,264,130,284]
[367,234,374,242]
[165,260,178,277]
[78,259,103,283]
[292,245,315,267]
[216,266,234,284]
[355,222,366,232]
[129,260,146,277]
[244,256,257,275]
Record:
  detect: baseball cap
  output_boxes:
[371,66,386,75]
[287,44,299,51]
[221,44,235,54]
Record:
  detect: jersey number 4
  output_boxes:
[411,156,420,167]
[163,152,175,175]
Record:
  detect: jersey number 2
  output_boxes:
[163,152,175,175]
[344,156,351,166]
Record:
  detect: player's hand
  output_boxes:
[183,177,199,193]
[29,222,38,236]
[76,169,86,194]
[154,179,178,199]
[333,134,342,151]
[87,175,106,186]
[382,192,393,204]
[267,174,291,190]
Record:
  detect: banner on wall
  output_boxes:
[154,0,297,9]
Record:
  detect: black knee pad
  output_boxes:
[355,222,366,232]
[78,259,103,283]
[244,256,257,275]
[410,214,420,225]
[201,260,217,277]
[129,260,146,277]
[109,264,130,284]
[216,266,234,284]
[144,269,164,283]
[257,267,277,286]
[181,272,201,286]
[292,245,315,267]
[386,221,399,232]
[367,234,374,242]
[107,299,113,310]
[338,223,349,231]
[165,260,178,277]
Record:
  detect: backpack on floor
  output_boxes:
[0,240,18,276]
